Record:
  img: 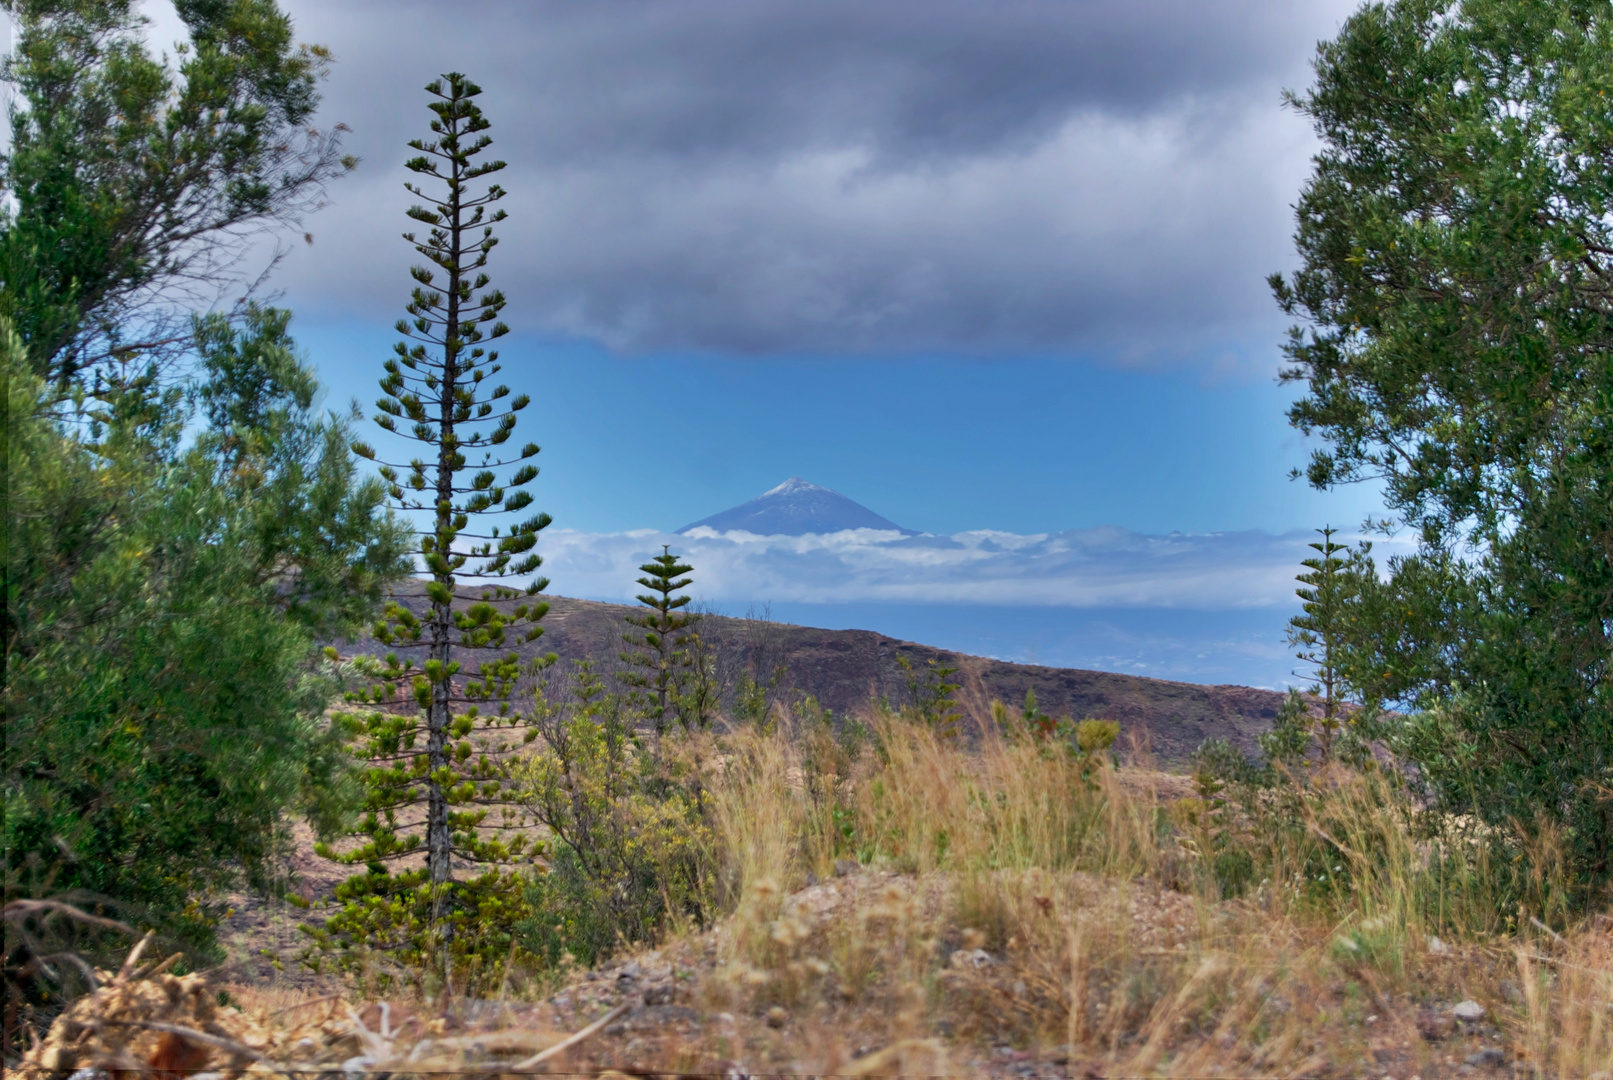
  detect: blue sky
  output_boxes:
[142,0,1387,687]
[299,324,1382,539]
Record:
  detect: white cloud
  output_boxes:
[533,524,1381,609]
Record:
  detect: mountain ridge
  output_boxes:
[364,583,1287,764]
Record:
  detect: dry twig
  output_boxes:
[508,1002,631,1071]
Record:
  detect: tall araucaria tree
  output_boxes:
[311,74,552,979]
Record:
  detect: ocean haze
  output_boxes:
[523,516,1402,688]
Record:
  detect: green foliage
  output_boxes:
[995,690,1120,782]
[1194,530,1386,796]
[1272,0,1613,889]
[620,546,701,734]
[729,650,788,731]
[515,662,715,969]
[312,74,552,983]
[297,865,532,993]
[676,627,724,733]
[896,653,962,739]
[1286,526,1361,759]
[1,0,353,389]
[2,310,410,954]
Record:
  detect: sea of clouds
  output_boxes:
[537,524,1333,609]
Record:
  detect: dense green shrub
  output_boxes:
[515,662,715,969]
[3,308,409,951]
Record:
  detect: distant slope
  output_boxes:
[362,585,1285,765]
[680,477,916,536]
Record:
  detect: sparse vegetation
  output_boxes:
[514,660,716,970]
[654,709,1608,1077]
[6,0,1612,1074]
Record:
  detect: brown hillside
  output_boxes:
[358,584,1287,764]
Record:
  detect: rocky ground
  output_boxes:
[183,860,1604,1080]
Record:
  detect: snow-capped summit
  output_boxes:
[679,477,916,536]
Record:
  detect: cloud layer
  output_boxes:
[219,0,1360,364]
[534,524,1333,610]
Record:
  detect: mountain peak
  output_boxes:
[680,478,915,536]
[761,476,822,497]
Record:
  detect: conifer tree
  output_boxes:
[1285,526,1356,760]
[316,73,550,976]
[620,547,699,735]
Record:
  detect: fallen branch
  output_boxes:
[1528,916,1564,943]
[101,1020,268,1062]
[508,1002,631,1071]
[2,901,134,937]
[843,1038,946,1077]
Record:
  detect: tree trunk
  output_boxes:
[426,102,466,937]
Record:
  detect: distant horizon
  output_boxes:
[213,0,1376,695]
[411,505,1399,689]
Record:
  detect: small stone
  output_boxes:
[765,1005,788,1028]
[616,960,642,981]
[950,947,994,969]
[1417,1011,1454,1041]
[67,1070,109,1080]
[1429,936,1451,955]
[1453,1000,1486,1022]
[1466,1048,1506,1068]
[834,858,859,877]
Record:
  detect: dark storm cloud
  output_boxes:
[417,0,1322,167]
[225,0,1358,359]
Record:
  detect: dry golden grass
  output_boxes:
[156,712,1613,1079]
[663,714,1613,1078]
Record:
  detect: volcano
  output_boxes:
[679,477,916,536]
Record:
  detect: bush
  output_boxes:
[3,312,408,957]
[514,661,715,969]
[299,868,534,995]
